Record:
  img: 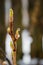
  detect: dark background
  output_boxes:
[0,0,43,61]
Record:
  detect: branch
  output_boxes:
[7,8,20,65]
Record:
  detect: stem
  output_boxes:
[7,9,17,65]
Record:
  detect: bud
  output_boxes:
[7,27,10,33]
[16,28,20,34]
[9,8,13,22]
[9,8,13,17]
[2,61,9,65]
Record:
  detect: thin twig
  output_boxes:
[7,8,20,65]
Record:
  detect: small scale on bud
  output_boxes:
[9,8,13,17]
[16,28,20,34]
[15,28,20,40]
[9,8,13,22]
[17,28,20,31]
[7,27,10,33]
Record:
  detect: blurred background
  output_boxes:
[0,0,43,65]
